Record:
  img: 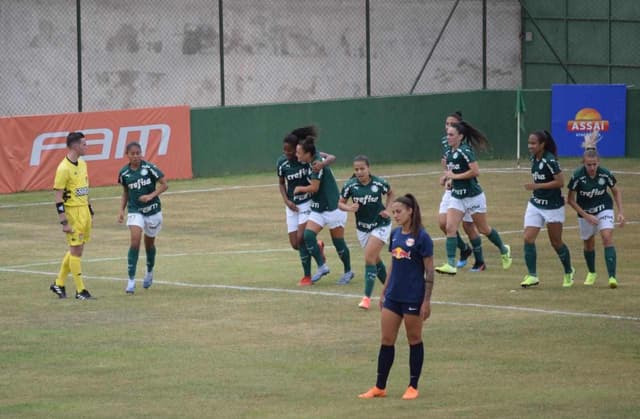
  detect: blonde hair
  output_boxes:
[581,129,601,151]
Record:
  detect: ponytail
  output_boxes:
[451,121,489,151]
[290,125,318,140]
[284,125,317,147]
[394,193,423,238]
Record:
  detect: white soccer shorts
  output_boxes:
[308,208,347,230]
[357,224,392,248]
[523,202,565,228]
[127,212,163,238]
[285,201,312,233]
[440,189,472,222]
[447,192,487,219]
[578,209,615,240]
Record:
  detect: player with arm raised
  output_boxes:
[295,136,353,285]
[277,126,335,286]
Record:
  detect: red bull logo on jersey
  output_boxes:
[391,247,411,260]
[566,108,609,132]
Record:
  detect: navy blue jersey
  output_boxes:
[385,227,433,304]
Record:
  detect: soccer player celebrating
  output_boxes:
[567,137,625,288]
[358,194,434,400]
[520,130,574,288]
[50,132,94,300]
[118,142,168,294]
[437,112,482,270]
[294,136,353,285]
[339,156,394,309]
[435,121,512,275]
[277,126,335,286]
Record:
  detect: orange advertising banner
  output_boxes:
[0,106,192,194]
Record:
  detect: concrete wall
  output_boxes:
[0,0,521,116]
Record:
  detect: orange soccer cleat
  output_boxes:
[401,386,419,400]
[358,386,386,399]
[358,296,371,310]
[298,276,313,286]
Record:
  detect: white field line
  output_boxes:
[1,266,638,322]
[4,221,636,270]
[2,166,639,209]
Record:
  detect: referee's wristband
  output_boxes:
[55,202,65,214]
[89,204,95,216]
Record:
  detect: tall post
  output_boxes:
[218,0,225,106]
[76,0,83,112]
[365,0,371,96]
[608,0,612,83]
[410,0,461,94]
[482,0,487,89]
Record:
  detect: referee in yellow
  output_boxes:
[49,132,94,300]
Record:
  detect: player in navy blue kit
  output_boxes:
[359,194,434,401]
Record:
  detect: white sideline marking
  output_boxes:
[2,166,639,209]
[1,266,638,322]
[4,221,636,270]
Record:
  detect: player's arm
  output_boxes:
[610,185,625,226]
[279,176,297,211]
[139,177,168,203]
[54,189,72,233]
[118,184,129,223]
[567,189,598,225]
[380,187,394,218]
[378,262,392,311]
[448,161,480,180]
[294,179,320,195]
[338,196,358,212]
[312,152,336,172]
[421,255,434,321]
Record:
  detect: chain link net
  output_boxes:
[0,0,78,116]
[81,0,220,111]
[1,0,521,116]
[371,0,520,95]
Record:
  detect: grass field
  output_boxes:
[1,159,639,418]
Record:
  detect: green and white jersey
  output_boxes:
[308,154,340,213]
[568,166,616,216]
[341,175,391,232]
[444,143,483,199]
[529,151,564,210]
[440,135,450,159]
[118,160,164,216]
[276,155,311,204]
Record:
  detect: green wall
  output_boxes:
[192,90,546,177]
[522,0,640,88]
[191,88,637,177]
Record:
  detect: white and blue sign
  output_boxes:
[551,84,626,157]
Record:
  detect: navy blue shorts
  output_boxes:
[383,297,421,317]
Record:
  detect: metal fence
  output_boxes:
[0,0,521,116]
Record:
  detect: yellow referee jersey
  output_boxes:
[53,157,90,207]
